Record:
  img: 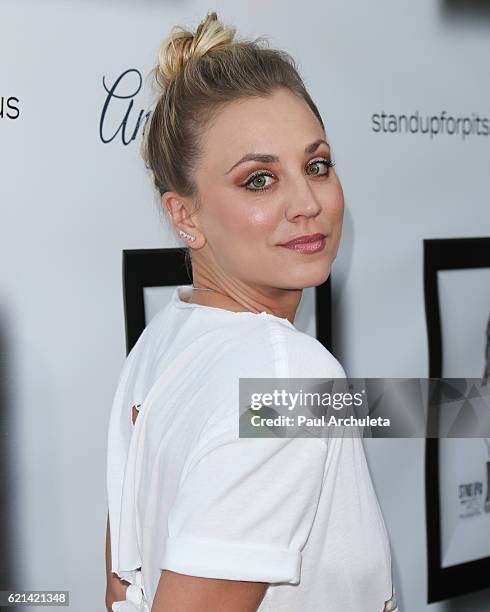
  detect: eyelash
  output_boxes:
[241,158,336,193]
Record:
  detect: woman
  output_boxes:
[106,11,398,612]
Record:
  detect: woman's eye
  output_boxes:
[243,172,274,192]
[241,158,335,193]
[306,158,335,176]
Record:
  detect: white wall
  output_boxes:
[1,0,489,610]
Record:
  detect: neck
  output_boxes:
[187,280,300,323]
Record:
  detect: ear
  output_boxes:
[162,191,205,247]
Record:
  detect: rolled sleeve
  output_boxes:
[160,432,327,584]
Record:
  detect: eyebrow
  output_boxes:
[225,138,331,175]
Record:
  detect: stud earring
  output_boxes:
[179,229,196,242]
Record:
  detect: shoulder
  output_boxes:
[259,317,347,380]
[194,314,347,382]
[195,315,345,425]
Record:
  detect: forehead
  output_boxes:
[198,88,324,167]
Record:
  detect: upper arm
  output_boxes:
[153,434,326,608]
[152,570,268,612]
[160,432,327,585]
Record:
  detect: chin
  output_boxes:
[302,260,333,284]
[277,264,332,291]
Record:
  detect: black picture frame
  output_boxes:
[423,236,490,603]
[122,247,333,356]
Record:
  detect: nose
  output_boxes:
[283,174,322,221]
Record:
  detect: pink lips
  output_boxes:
[279,233,327,254]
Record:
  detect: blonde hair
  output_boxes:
[140,11,325,268]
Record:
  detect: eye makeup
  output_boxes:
[240,157,336,193]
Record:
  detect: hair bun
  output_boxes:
[156,11,236,87]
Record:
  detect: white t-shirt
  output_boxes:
[106,284,397,611]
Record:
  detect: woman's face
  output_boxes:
[191,86,344,292]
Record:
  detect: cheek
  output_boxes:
[322,183,344,222]
[214,195,278,239]
[333,181,345,212]
[331,195,344,219]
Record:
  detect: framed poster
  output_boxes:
[122,247,333,355]
[424,236,490,603]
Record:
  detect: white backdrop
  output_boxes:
[1,1,490,610]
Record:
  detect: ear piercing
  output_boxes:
[179,229,196,242]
